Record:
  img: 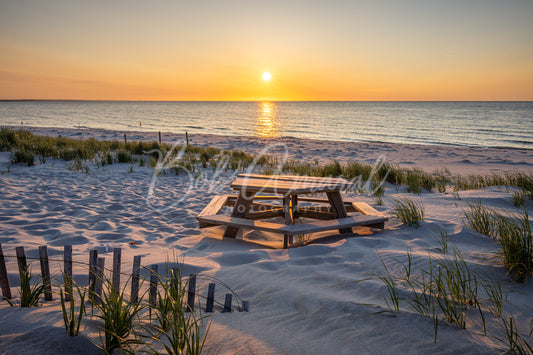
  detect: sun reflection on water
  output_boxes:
[256,101,280,138]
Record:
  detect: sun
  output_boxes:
[262,72,271,81]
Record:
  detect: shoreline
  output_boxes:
[7,125,533,176]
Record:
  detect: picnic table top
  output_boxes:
[230,173,353,194]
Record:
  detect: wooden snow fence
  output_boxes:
[0,243,248,313]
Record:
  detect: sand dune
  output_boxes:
[0,128,532,354]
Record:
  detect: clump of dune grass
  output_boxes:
[495,315,533,355]
[9,149,35,166]
[7,264,47,307]
[392,197,425,227]
[513,189,527,208]
[92,276,146,354]
[376,248,486,342]
[496,210,532,282]
[463,201,532,282]
[60,275,87,337]
[141,260,210,355]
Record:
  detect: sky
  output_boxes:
[0,0,532,101]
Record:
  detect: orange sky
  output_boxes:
[0,1,532,101]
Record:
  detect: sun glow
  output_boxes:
[262,72,271,81]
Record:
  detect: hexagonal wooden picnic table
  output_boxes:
[197,174,388,248]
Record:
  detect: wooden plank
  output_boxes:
[112,248,121,294]
[149,264,158,307]
[198,214,388,236]
[38,246,53,301]
[131,255,141,304]
[223,190,256,238]
[95,257,105,299]
[199,195,230,216]
[282,215,388,235]
[237,173,352,185]
[88,249,98,294]
[0,243,12,299]
[231,178,352,195]
[63,245,72,301]
[298,209,336,220]
[352,202,383,216]
[244,208,284,220]
[223,293,232,313]
[15,247,28,286]
[283,195,293,249]
[187,274,196,311]
[206,283,215,313]
[200,215,288,234]
[327,191,352,234]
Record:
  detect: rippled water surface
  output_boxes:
[0,101,531,148]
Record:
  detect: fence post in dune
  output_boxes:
[63,245,72,301]
[131,255,141,304]
[223,293,232,313]
[124,133,127,144]
[88,249,98,295]
[95,257,105,299]
[185,131,189,146]
[158,131,162,145]
[38,246,53,301]
[205,283,215,313]
[15,246,28,283]
[112,248,121,295]
[0,243,12,299]
[240,300,249,312]
[187,274,196,311]
[149,264,158,307]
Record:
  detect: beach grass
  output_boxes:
[7,264,47,307]
[463,202,532,282]
[59,275,87,337]
[392,197,425,227]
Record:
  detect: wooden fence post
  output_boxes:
[63,245,72,301]
[95,257,105,299]
[205,283,215,313]
[124,133,127,144]
[149,264,158,307]
[38,246,53,301]
[112,248,121,295]
[187,274,196,311]
[88,249,98,294]
[158,131,162,145]
[0,243,12,299]
[223,293,232,313]
[186,131,189,146]
[131,256,141,303]
[15,247,28,282]
[240,300,249,312]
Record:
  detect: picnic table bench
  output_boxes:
[197,174,388,248]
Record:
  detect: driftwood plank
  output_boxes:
[38,246,53,301]
[0,243,12,299]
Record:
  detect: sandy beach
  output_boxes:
[0,127,532,354]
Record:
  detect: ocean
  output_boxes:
[0,101,532,149]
